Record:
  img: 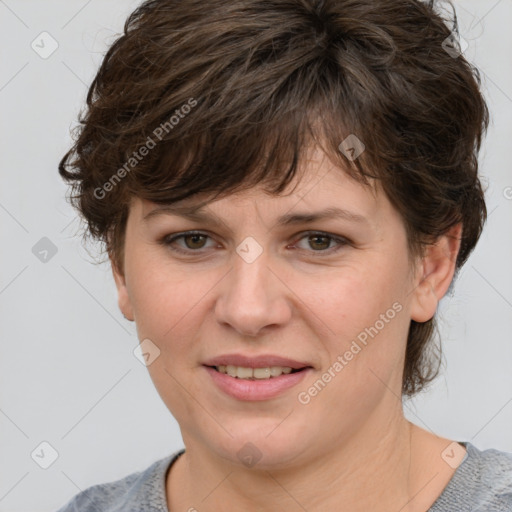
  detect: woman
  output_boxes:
[56,0,512,510]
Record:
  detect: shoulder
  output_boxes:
[469,443,512,500]
[430,442,512,512]
[55,450,184,512]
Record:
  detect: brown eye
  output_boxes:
[182,234,208,249]
[162,231,215,254]
[293,231,349,255]
[307,234,332,251]
[161,230,350,257]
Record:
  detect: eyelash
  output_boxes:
[160,230,351,257]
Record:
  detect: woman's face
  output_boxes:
[113,148,440,469]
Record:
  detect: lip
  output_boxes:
[204,366,312,401]
[203,353,312,370]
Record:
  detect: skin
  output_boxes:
[112,147,464,511]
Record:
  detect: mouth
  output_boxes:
[202,354,313,400]
[206,365,309,380]
[203,365,312,401]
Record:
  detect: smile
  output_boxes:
[213,365,301,379]
[204,365,311,401]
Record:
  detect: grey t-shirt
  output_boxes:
[56,442,512,511]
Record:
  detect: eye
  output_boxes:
[291,231,350,256]
[161,231,216,254]
[161,230,350,257]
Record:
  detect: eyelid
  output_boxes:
[161,230,351,256]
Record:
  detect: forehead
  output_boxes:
[138,146,382,220]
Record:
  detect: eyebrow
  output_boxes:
[143,204,369,228]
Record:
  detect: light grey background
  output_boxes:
[0,1,511,511]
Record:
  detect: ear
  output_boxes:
[410,223,462,323]
[111,257,135,322]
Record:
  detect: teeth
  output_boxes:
[254,367,271,379]
[215,365,294,379]
[236,366,253,379]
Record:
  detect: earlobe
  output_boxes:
[410,224,462,323]
[111,259,135,322]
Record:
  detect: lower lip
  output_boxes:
[204,366,311,401]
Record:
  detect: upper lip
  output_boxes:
[203,354,312,370]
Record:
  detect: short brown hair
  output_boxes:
[59,0,489,396]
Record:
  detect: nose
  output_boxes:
[214,248,292,338]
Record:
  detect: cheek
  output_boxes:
[309,254,411,388]
[314,257,408,335]
[126,259,214,420]
[125,246,183,336]
[126,250,222,358]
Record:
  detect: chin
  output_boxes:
[206,421,313,469]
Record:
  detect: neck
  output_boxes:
[166,408,454,512]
